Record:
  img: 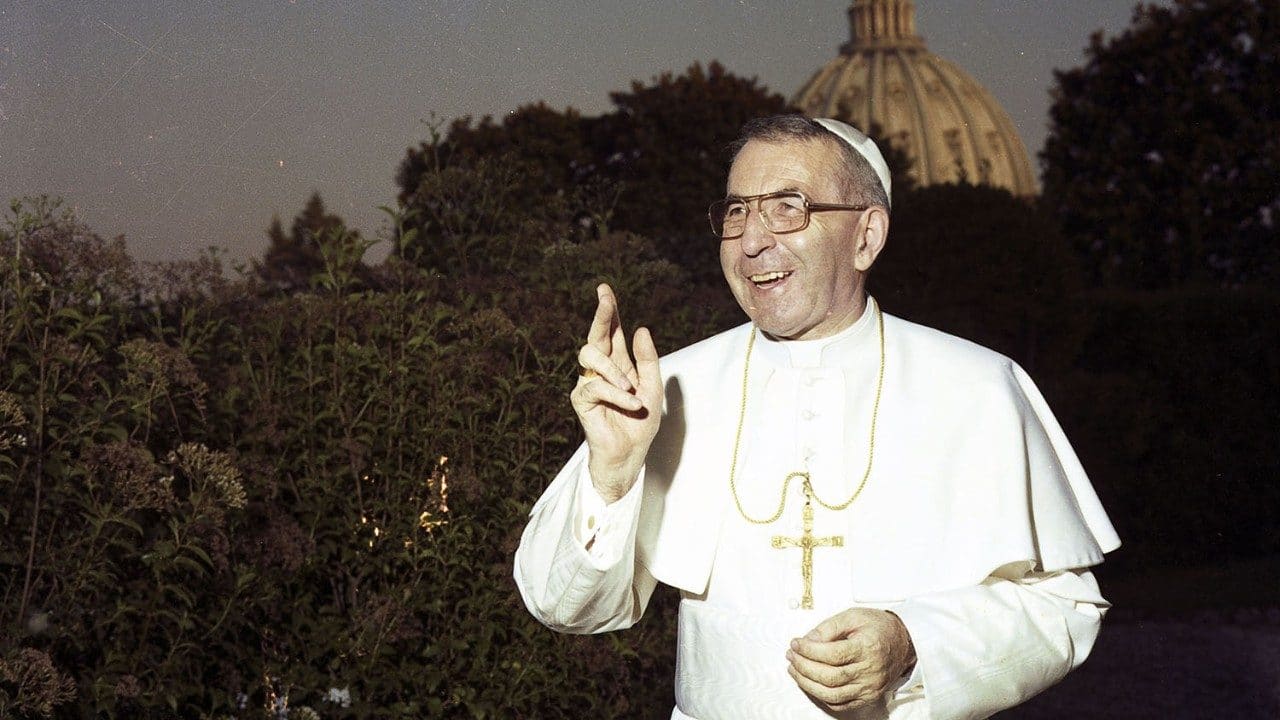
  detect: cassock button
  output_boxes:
[788,599,799,610]
[801,409,815,420]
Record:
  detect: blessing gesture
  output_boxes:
[571,284,664,503]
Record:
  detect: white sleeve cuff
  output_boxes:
[889,657,925,697]
[886,610,925,699]
[885,569,1107,720]
[573,466,645,570]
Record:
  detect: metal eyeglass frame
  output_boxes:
[708,191,868,240]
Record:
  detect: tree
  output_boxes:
[1041,0,1280,289]
[871,182,1084,376]
[256,192,360,292]
[597,61,793,231]
[594,61,794,280]
[392,62,795,283]
[394,108,594,275]
[401,103,594,198]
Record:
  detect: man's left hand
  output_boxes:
[786,608,917,712]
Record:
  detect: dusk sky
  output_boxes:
[3,1,1161,266]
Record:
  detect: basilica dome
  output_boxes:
[793,0,1038,196]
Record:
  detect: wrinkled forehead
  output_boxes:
[726,137,846,197]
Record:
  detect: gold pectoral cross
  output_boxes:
[771,480,844,610]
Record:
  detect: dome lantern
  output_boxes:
[843,0,924,51]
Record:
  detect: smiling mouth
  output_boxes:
[749,270,792,288]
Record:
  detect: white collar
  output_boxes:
[754,296,880,369]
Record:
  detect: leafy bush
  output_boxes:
[0,196,723,718]
[1063,287,1280,571]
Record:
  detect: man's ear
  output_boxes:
[854,207,889,272]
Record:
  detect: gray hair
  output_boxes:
[729,115,890,212]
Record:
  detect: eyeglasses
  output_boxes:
[708,191,868,240]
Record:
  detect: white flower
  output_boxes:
[325,686,351,708]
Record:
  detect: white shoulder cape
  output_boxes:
[630,311,1120,598]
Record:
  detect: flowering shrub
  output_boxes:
[0,197,723,718]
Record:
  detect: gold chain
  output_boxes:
[727,307,885,525]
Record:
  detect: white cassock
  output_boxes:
[514,298,1121,720]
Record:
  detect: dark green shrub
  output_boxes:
[0,197,715,718]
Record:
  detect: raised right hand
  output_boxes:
[571,284,663,503]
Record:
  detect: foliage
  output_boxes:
[0,195,719,718]
[1041,0,1280,289]
[400,104,595,198]
[256,194,373,293]
[595,61,794,262]
[395,144,570,277]
[1062,287,1280,571]
[0,197,266,718]
[871,182,1085,377]
[395,62,794,284]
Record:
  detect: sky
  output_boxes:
[1,1,1160,266]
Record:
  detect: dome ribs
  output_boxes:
[792,1,1038,196]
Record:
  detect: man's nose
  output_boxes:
[736,211,776,257]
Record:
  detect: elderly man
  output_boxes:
[514,115,1119,720]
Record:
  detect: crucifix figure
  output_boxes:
[772,481,844,609]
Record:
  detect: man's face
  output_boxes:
[719,138,870,340]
